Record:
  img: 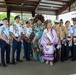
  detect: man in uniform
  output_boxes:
[0,18,10,67]
[23,21,32,60]
[71,17,76,61]
[59,19,67,62]
[65,20,73,60]
[10,15,23,64]
[53,20,60,62]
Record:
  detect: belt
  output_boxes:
[15,37,18,38]
[67,37,70,41]
[67,36,70,38]
[73,36,76,38]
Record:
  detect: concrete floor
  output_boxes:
[0,49,76,75]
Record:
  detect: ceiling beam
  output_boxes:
[0,5,6,8]
[6,0,38,5]
[51,0,69,3]
[41,2,64,6]
[8,6,34,12]
[56,0,76,15]
[38,8,56,12]
[4,0,7,9]
[39,6,58,10]
[34,0,41,12]
[39,5,59,9]
[7,2,37,6]
[0,1,4,3]
[40,3,62,8]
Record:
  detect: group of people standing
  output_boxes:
[0,14,76,67]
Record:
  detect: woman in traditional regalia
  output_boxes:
[32,14,45,61]
[41,20,58,65]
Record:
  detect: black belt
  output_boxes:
[63,38,65,39]
[73,36,76,38]
[15,37,19,38]
[67,36,70,38]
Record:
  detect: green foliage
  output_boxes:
[0,12,14,21]
[0,13,7,20]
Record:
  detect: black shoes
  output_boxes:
[6,62,12,64]
[71,59,76,61]
[26,58,31,61]
[23,56,26,58]
[16,60,22,62]
[2,64,7,67]
[11,61,16,65]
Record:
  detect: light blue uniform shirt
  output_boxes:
[73,24,76,37]
[10,22,23,38]
[0,25,10,39]
[23,27,32,38]
[67,26,73,37]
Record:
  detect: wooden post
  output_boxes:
[7,9,10,25]
[32,12,35,17]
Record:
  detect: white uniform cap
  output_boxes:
[29,17,34,20]
[54,20,60,24]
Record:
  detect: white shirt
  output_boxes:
[23,26,32,38]
[10,22,23,37]
[67,26,73,37]
[0,25,10,39]
[73,24,76,36]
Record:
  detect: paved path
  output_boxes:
[0,49,76,75]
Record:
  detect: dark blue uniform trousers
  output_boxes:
[66,41,70,60]
[61,44,66,61]
[12,39,21,62]
[54,44,60,62]
[0,40,10,64]
[72,43,76,60]
[23,39,31,59]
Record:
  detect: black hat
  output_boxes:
[72,17,76,21]
[3,18,8,21]
[60,19,63,23]
[14,15,20,20]
[26,21,30,24]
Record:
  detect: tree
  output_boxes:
[0,13,6,20]
[0,12,14,21]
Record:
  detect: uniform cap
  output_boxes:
[72,17,76,21]
[54,20,60,24]
[14,15,20,20]
[29,17,34,21]
[26,21,30,24]
[3,18,8,21]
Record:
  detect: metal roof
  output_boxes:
[0,0,76,15]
